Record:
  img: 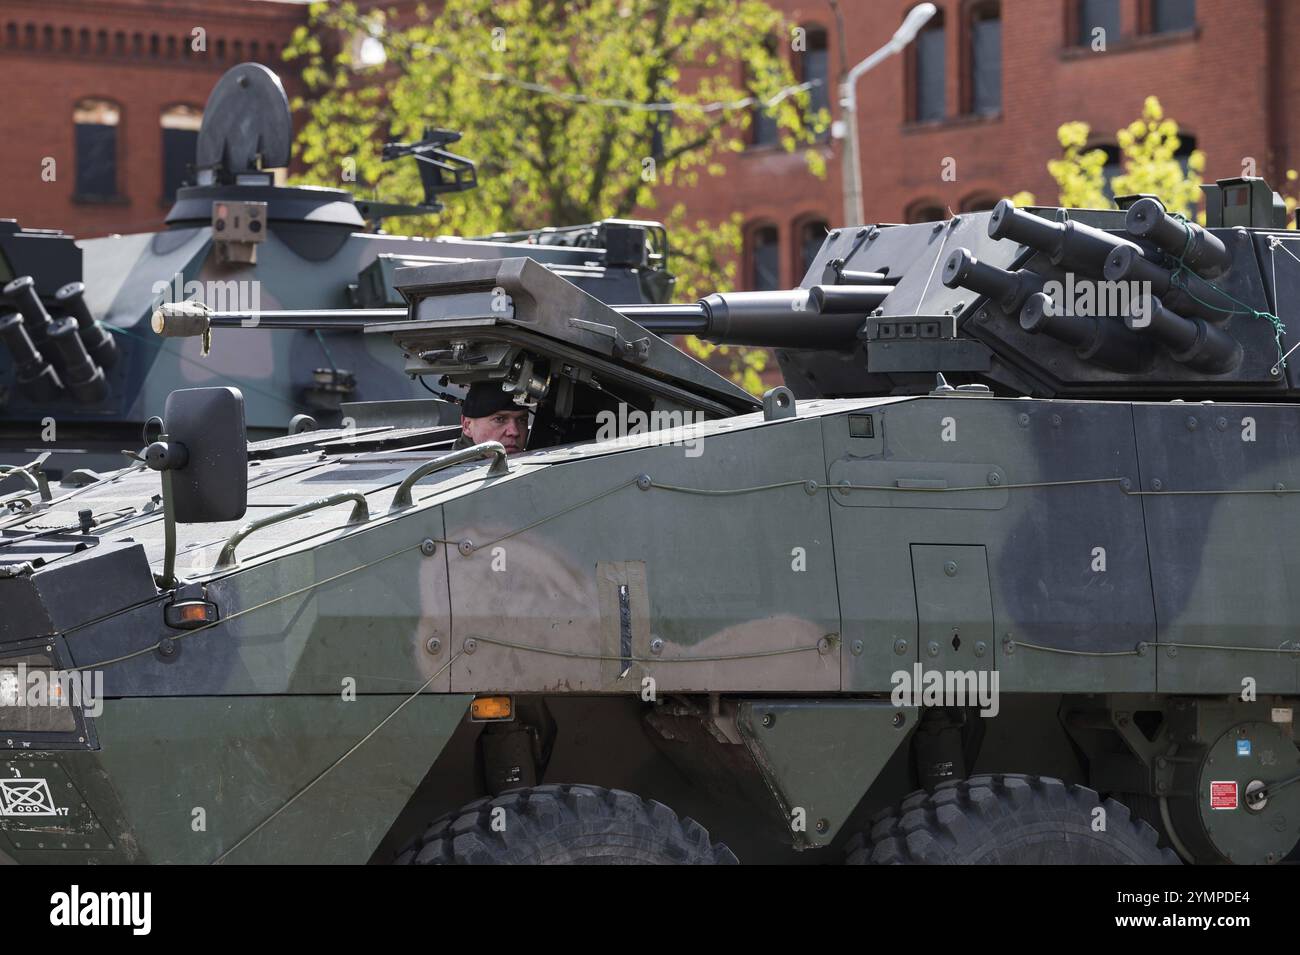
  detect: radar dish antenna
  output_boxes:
[194,62,292,185]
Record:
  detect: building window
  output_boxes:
[161,105,202,201]
[749,225,780,291]
[74,99,121,200]
[797,26,830,140]
[799,219,829,279]
[905,199,945,223]
[1093,143,1122,202]
[911,9,945,122]
[967,3,1001,116]
[750,36,780,147]
[960,193,999,213]
[1075,0,1120,46]
[1151,0,1196,33]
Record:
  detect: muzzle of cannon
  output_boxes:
[1125,197,1232,280]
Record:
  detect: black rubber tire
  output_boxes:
[396,783,738,864]
[845,774,1179,864]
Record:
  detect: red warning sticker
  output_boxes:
[1210,781,1238,810]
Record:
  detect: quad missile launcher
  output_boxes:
[1,175,1298,865]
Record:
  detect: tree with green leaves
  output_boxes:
[1045,96,1205,216]
[284,0,828,394]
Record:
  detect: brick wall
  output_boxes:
[651,0,1292,289]
[0,0,304,237]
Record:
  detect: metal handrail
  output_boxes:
[215,490,370,570]
[389,442,509,512]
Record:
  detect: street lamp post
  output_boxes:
[837,3,938,227]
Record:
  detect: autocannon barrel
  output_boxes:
[152,286,888,351]
[942,248,1049,314]
[988,200,1155,276]
[1103,245,1234,325]
[628,288,888,348]
[1019,292,1151,373]
[0,311,63,401]
[1124,293,1241,374]
[1125,197,1232,279]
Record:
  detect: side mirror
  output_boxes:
[146,387,247,523]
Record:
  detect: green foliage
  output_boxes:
[284,0,825,365]
[1046,96,1205,217]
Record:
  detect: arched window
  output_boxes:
[967,2,1001,116]
[161,105,202,201]
[1074,0,1120,47]
[798,219,829,280]
[1151,0,1195,33]
[750,35,780,147]
[909,7,945,122]
[905,199,945,223]
[960,193,1000,213]
[74,98,121,200]
[748,225,781,290]
[797,25,830,139]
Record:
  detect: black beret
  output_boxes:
[461,382,522,418]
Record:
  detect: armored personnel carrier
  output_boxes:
[0,63,671,490]
[2,175,1298,865]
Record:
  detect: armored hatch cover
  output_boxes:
[378,257,760,417]
[195,62,292,180]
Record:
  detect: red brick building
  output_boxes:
[1,0,1294,292]
[0,0,304,237]
[675,0,1298,291]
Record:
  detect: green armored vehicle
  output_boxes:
[2,176,1299,865]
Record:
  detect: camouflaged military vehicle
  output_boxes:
[3,174,1300,866]
[0,62,671,489]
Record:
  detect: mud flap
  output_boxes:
[736,699,917,848]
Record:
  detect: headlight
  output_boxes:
[0,668,19,707]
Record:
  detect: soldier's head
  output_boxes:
[460,382,530,454]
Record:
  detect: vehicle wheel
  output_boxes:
[396,783,738,864]
[845,773,1178,864]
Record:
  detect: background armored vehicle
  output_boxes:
[0,62,672,490]
[2,175,1299,865]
